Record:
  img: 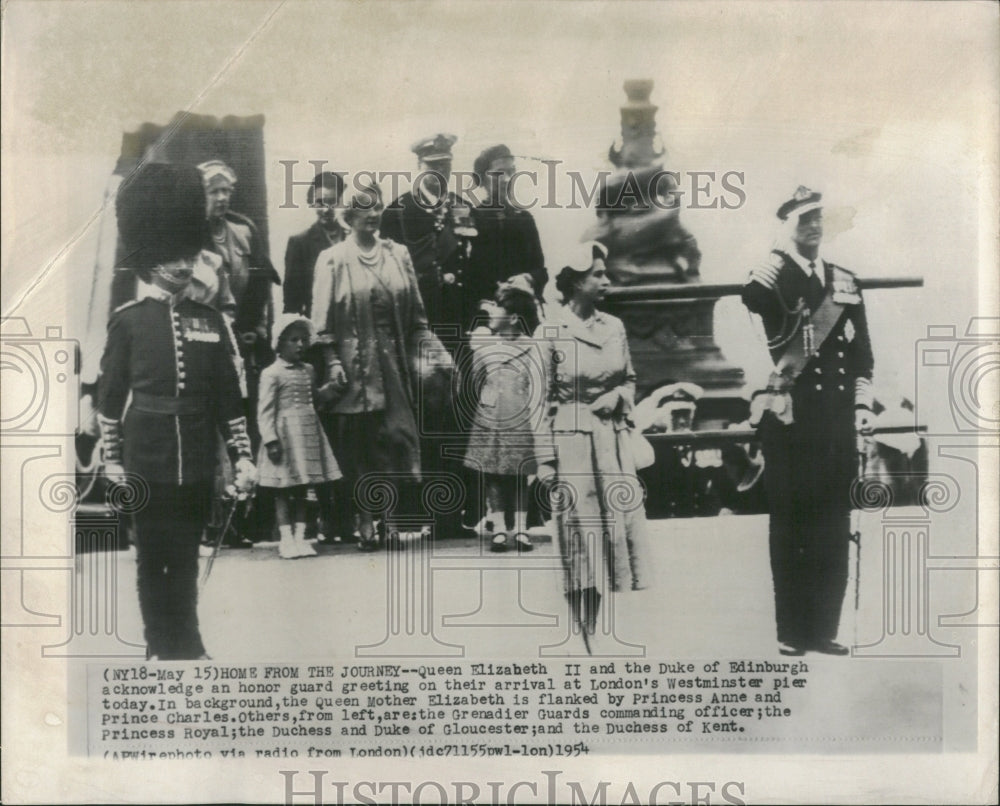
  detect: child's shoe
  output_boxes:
[293,523,317,558]
[278,525,297,559]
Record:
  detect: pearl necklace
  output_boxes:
[355,239,382,267]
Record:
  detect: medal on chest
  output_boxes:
[831,277,861,305]
[181,316,221,343]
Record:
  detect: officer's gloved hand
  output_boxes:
[855,408,875,436]
[104,463,127,486]
[234,458,258,493]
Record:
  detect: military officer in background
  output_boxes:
[742,186,875,657]
[98,163,256,660]
[381,134,477,539]
[380,133,476,337]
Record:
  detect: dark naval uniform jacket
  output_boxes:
[741,248,874,649]
[743,249,874,420]
[380,189,468,331]
[97,291,252,486]
[283,220,346,317]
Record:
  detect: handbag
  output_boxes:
[629,428,655,470]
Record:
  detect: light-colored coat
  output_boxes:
[310,237,450,415]
[534,305,650,593]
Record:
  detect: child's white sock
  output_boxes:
[278,525,296,559]
[293,521,316,557]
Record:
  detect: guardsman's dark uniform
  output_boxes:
[98,290,252,659]
[742,189,874,655]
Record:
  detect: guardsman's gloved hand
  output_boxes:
[234,457,258,493]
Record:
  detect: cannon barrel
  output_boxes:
[644,424,926,447]
[603,276,924,304]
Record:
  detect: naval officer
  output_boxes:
[742,186,875,656]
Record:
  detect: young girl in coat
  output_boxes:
[257,314,342,558]
[464,276,543,552]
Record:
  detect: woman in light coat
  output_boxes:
[311,184,451,549]
[534,242,650,651]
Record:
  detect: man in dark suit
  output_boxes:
[283,171,347,316]
[742,186,875,657]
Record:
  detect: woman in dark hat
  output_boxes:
[98,162,256,660]
[310,183,452,550]
[534,241,650,653]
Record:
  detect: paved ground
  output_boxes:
[99,513,890,660]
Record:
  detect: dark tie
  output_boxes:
[807,261,823,307]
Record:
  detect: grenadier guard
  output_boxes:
[742,186,875,657]
[98,163,256,660]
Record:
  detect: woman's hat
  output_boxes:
[272,313,314,352]
[562,240,609,273]
[197,160,238,189]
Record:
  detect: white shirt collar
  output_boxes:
[136,279,189,305]
[787,249,825,285]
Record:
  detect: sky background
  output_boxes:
[3,0,997,398]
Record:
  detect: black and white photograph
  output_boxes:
[1,1,997,803]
